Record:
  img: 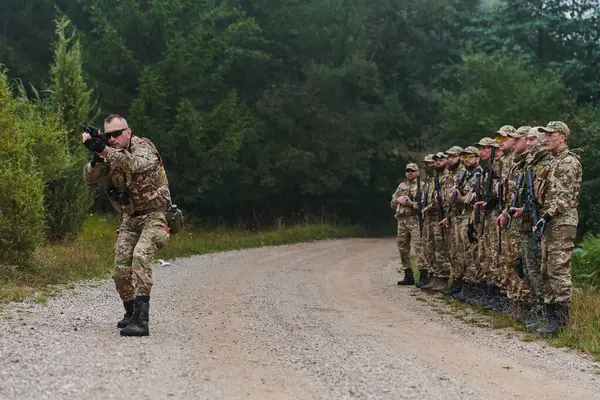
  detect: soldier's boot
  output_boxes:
[481,284,501,309]
[420,274,438,291]
[430,277,449,292]
[525,304,545,332]
[465,281,486,305]
[120,296,150,337]
[537,303,569,334]
[453,281,471,302]
[415,269,430,288]
[397,268,415,286]
[442,279,463,296]
[117,300,135,328]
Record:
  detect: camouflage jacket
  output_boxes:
[445,167,469,218]
[83,135,171,215]
[545,146,582,227]
[391,177,421,218]
[459,166,483,214]
[426,169,449,217]
[516,150,553,231]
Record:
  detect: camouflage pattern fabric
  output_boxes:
[423,215,451,278]
[396,216,425,270]
[539,146,582,304]
[541,225,577,304]
[83,135,171,215]
[83,135,172,300]
[113,211,170,299]
[391,177,425,270]
[521,229,543,305]
[440,169,462,276]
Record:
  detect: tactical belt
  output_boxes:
[130,206,167,218]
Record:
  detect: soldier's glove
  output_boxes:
[83,137,106,154]
[533,213,552,239]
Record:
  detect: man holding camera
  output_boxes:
[82,114,171,337]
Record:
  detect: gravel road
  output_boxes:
[1,238,598,399]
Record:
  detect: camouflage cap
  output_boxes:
[432,152,447,160]
[423,154,435,163]
[462,146,480,156]
[406,163,419,171]
[445,145,464,156]
[538,121,570,137]
[514,125,532,138]
[476,137,499,148]
[494,125,518,138]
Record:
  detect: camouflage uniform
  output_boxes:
[540,146,582,305]
[502,151,528,301]
[391,171,425,272]
[458,163,483,283]
[442,165,466,279]
[424,167,451,280]
[84,135,171,300]
[519,150,552,310]
[479,155,502,287]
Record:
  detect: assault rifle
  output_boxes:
[507,172,524,230]
[434,172,445,239]
[480,146,497,235]
[81,123,109,167]
[468,171,482,244]
[416,174,423,238]
[525,169,545,244]
[447,170,468,225]
[497,160,503,255]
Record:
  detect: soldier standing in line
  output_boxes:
[416,154,437,288]
[497,125,530,316]
[421,153,452,292]
[473,136,501,306]
[502,127,553,331]
[532,122,581,334]
[83,114,172,337]
[484,125,517,311]
[391,162,426,286]
[439,146,466,296]
[452,146,483,302]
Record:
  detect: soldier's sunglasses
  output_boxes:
[406,169,417,173]
[495,135,509,143]
[461,154,476,160]
[106,128,127,138]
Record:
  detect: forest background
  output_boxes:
[2,0,600,270]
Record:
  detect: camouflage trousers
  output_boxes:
[521,231,543,306]
[500,220,527,300]
[479,212,501,286]
[448,215,468,280]
[459,216,479,282]
[423,214,450,278]
[396,216,425,271]
[541,224,577,305]
[113,211,170,300]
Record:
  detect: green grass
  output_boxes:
[0,215,363,302]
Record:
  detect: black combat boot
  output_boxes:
[397,268,415,286]
[442,279,463,296]
[117,300,135,328]
[415,269,430,288]
[525,304,545,332]
[465,281,486,305]
[120,296,150,337]
[453,281,471,302]
[537,303,569,334]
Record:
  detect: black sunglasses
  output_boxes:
[406,169,417,173]
[105,128,127,138]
